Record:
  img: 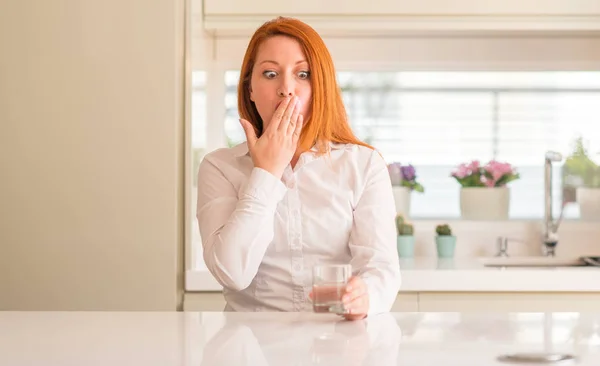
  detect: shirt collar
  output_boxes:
[233,141,345,158]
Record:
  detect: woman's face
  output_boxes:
[249,35,312,130]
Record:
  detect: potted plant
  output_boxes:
[451,160,520,220]
[563,137,600,220]
[388,162,425,218]
[396,214,415,258]
[435,224,456,258]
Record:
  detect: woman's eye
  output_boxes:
[298,71,310,79]
[263,71,277,79]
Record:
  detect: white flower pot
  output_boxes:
[392,186,411,217]
[460,187,510,220]
[577,187,600,220]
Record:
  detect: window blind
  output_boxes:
[222,71,600,219]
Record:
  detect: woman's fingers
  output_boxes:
[341,276,369,319]
[343,312,367,321]
[266,96,293,133]
[291,115,303,145]
[344,294,367,314]
[342,284,366,306]
[287,101,301,136]
[244,95,302,178]
[277,96,299,133]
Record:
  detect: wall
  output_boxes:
[401,220,600,258]
[0,0,185,310]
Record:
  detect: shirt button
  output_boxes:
[293,264,301,271]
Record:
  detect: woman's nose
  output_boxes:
[278,89,293,97]
[277,78,295,97]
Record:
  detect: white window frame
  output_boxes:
[185,32,600,291]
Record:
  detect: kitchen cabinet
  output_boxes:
[418,292,600,312]
[202,0,600,35]
[204,0,599,17]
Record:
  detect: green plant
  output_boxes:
[563,137,600,189]
[435,224,453,236]
[395,214,414,236]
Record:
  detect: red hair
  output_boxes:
[237,17,373,154]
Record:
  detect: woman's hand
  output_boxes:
[341,276,369,320]
[239,96,303,179]
[308,276,369,320]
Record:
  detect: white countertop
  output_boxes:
[186,257,600,292]
[2,311,600,365]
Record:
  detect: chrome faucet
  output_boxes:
[495,236,526,257]
[543,151,563,256]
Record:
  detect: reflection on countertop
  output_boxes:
[2,311,600,366]
[200,312,400,366]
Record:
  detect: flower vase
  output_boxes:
[392,186,411,217]
[397,235,415,258]
[577,187,600,220]
[460,187,509,220]
[435,236,456,258]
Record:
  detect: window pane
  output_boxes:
[225,71,244,147]
[343,71,600,219]
[350,92,495,165]
[219,70,600,220]
[192,71,207,150]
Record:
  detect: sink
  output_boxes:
[480,257,589,268]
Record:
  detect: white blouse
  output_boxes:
[196,141,401,315]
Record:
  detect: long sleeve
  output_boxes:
[348,150,402,315]
[196,156,287,291]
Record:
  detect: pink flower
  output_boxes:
[451,160,481,179]
[467,160,480,172]
[451,163,471,179]
[452,159,520,188]
[483,179,496,187]
[485,160,514,181]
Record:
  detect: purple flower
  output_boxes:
[388,162,424,192]
[401,165,416,182]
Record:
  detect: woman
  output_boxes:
[196,16,400,320]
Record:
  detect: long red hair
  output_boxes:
[237,17,373,154]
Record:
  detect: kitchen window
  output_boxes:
[188,70,600,273]
[223,70,600,220]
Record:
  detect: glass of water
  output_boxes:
[312,264,351,314]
